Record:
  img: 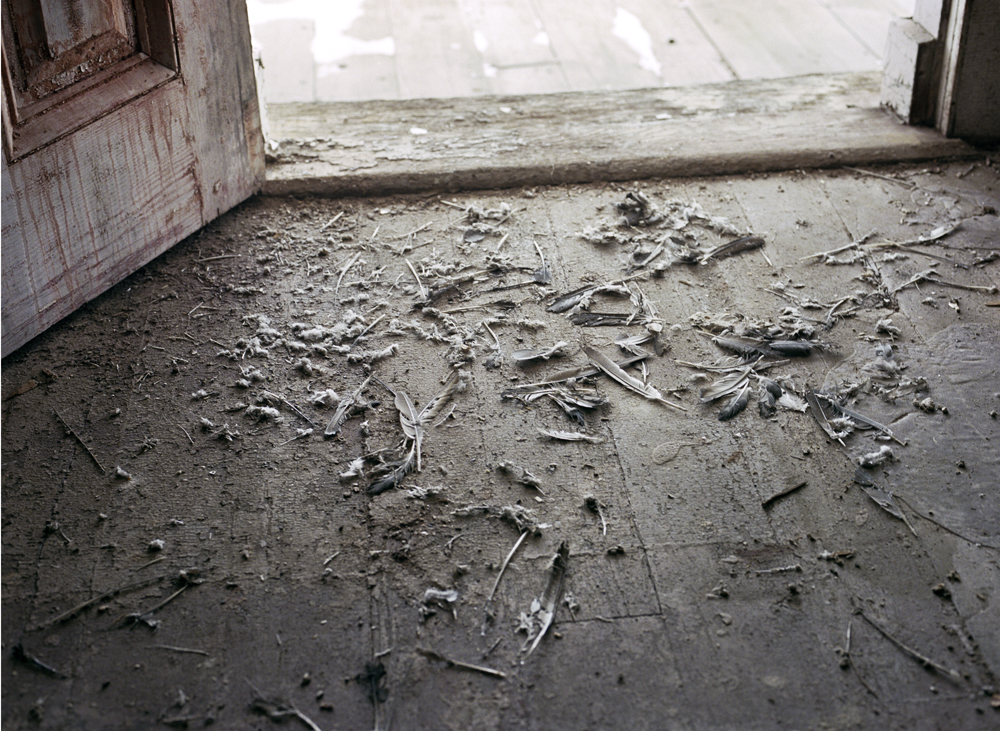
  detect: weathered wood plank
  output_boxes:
[820,0,911,57]
[458,0,555,69]
[535,0,733,91]
[314,0,399,102]
[881,17,938,125]
[388,0,488,99]
[686,0,882,78]
[265,72,976,197]
[249,18,318,103]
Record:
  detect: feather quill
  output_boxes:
[853,468,916,534]
[537,427,603,443]
[526,542,569,657]
[569,312,632,327]
[805,389,846,444]
[511,341,570,364]
[700,235,765,263]
[582,346,686,412]
[817,394,906,445]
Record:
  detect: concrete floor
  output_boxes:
[248,0,915,102]
[2,160,999,729]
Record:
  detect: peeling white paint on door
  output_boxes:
[612,7,662,78]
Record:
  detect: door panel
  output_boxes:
[2,0,264,357]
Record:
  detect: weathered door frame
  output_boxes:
[882,0,999,142]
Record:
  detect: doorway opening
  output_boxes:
[246,0,915,105]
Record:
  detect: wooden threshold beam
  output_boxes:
[265,72,978,197]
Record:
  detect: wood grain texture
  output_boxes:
[685,0,883,78]
[2,0,264,358]
[535,0,733,90]
[389,0,488,99]
[264,72,976,197]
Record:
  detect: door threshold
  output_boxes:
[264,72,978,197]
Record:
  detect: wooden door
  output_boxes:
[2,0,264,357]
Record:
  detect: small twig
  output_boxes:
[139,583,190,617]
[483,637,502,658]
[249,683,324,731]
[855,608,963,683]
[320,211,344,231]
[196,254,241,263]
[405,258,428,300]
[13,644,68,678]
[54,409,107,474]
[417,648,506,679]
[391,221,432,240]
[799,229,877,261]
[892,268,998,295]
[844,167,917,189]
[34,575,167,630]
[895,495,1000,550]
[347,313,386,352]
[867,241,968,269]
[761,480,807,509]
[336,251,362,301]
[148,644,210,656]
[262,391,317,427]
[136,556,166,571]
[178,424,194,444]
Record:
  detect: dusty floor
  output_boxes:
[3,160,1000,730]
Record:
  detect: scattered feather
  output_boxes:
[758,382,778,418]
[537,427,603,443]
[245,405,281,422]
[699,367,753,403]
[853,468,916,534]
[816,393,906,445]
[309,389,340,408]
[766,340,813,357]
[700,235,765,263]
[511,341,570,364]
[568,312,633,327]
[339,457,366,482]
[498,461,544,492]
[452,504,548,535]
[347,343,399,364]
[523,542,570,657]
[806,389,848,444]
[859,445,895,467]
[776,390,808,412]
[325,375,372,437]
[367,452,416,495]
[718,381,750,421]
[419,588,459,620]
[583,345,686,411]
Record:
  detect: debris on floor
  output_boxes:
[3,161,998,729]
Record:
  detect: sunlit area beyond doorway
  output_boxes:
[247,0,915,104]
